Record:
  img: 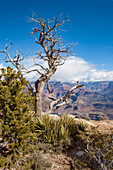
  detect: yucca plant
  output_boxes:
[36,115,61,143]
[60,115,79,140]
[35,115,81,146]
[77,121,88,132]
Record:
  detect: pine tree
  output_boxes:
[0,66,37,169]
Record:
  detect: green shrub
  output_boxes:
[87,129,113,169]
[35,115,88,146]
[0,66,37,169]
[77,127,113,169]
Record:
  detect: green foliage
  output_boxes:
[74,159,89,169]
[78,121,88,132]
[35,115,88,146]
[77,128,113,169]
[0,66,37,169]
[87,129,113,169]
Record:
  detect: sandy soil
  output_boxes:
[90,120,113,133]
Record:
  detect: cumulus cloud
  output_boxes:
[6,56,113,82]
[54,56,113,82]
[21,57,48,81]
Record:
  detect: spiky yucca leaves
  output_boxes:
[0,66,37,169]
[78,121,88,132]
[36,115,62,143]
[35,115,88,146]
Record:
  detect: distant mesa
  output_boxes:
[73,106,78,110]
[71,95,77,103]
[30,81,113,120]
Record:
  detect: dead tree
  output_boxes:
[0,13,84,116]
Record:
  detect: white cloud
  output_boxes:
[0,64,4,69]
[5,56,113,82]
[22,57,48,81]
[53,56,113,82]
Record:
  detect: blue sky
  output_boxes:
[0,0,113,82]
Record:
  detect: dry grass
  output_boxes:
[90,120,113,133]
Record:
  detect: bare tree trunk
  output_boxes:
[35,80,46,116]
[35,91,42,116]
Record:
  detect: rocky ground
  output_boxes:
[0,119,112,169]
[35,120,113,170]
